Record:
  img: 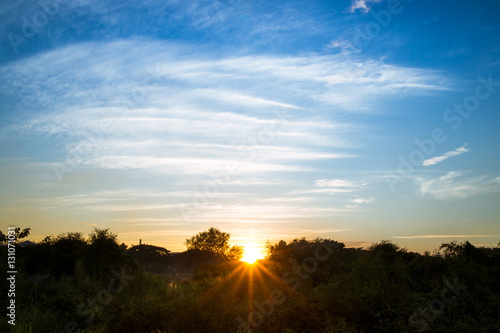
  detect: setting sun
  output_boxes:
[241,246,265,264]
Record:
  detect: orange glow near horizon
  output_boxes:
[241,246,265,264]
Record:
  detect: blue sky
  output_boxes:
[1,0,499,253]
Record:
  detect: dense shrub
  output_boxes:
[1,229,499,332]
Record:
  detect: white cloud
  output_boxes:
[194,89,300,109]
[183,203,356,222]
[0,40,448,183]
[2,40,448,110]
[315,179,366,188]
[418,171,500,200]
[349,0,382,13]
[326,38,360,53]
[290,188,357,195]
[353,197,373,204]
[290,178,367,196]
[422,144,470,166]
[0,39,452,227]
[287,179,372,211]
[93,155,313,175]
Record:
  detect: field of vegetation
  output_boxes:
[1,227,499,332]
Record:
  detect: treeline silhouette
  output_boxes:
[1,227,499,332]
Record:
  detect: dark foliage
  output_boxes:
[1,228,499,333]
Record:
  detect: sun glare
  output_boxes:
[241,246,264,264]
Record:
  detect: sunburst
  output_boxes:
[241,246,265,264]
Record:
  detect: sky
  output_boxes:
[0,0,499,253]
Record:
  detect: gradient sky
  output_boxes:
[1,0,499,253]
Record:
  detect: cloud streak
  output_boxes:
[0,38,458,248]
[0,40,449,184]
[315,179,367,188]
[422,144,470,166]
[418,171,500,200]
[393,235,495,239]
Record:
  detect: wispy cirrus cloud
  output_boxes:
[0,40,448,183]
[315,179,367,188]
[290,178,367,196]
[327,38,360,53]
[418,171,500,200]
[422,144,470,166]
[0,39,452,238]
[288,178,373,213]
[290,188,357,195]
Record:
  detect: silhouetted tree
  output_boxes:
[439,239,461,257]
[266,238,344,262]
[369,239,402,254]
[226,244,244,261]
[368,239,406,263]
[185,227,242,260]
[128,243,171,266]
[84,228,134,276]
[51,232,87,276]
[440,240,487,264]
[266,239,288,260]
[0,227,31,244]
